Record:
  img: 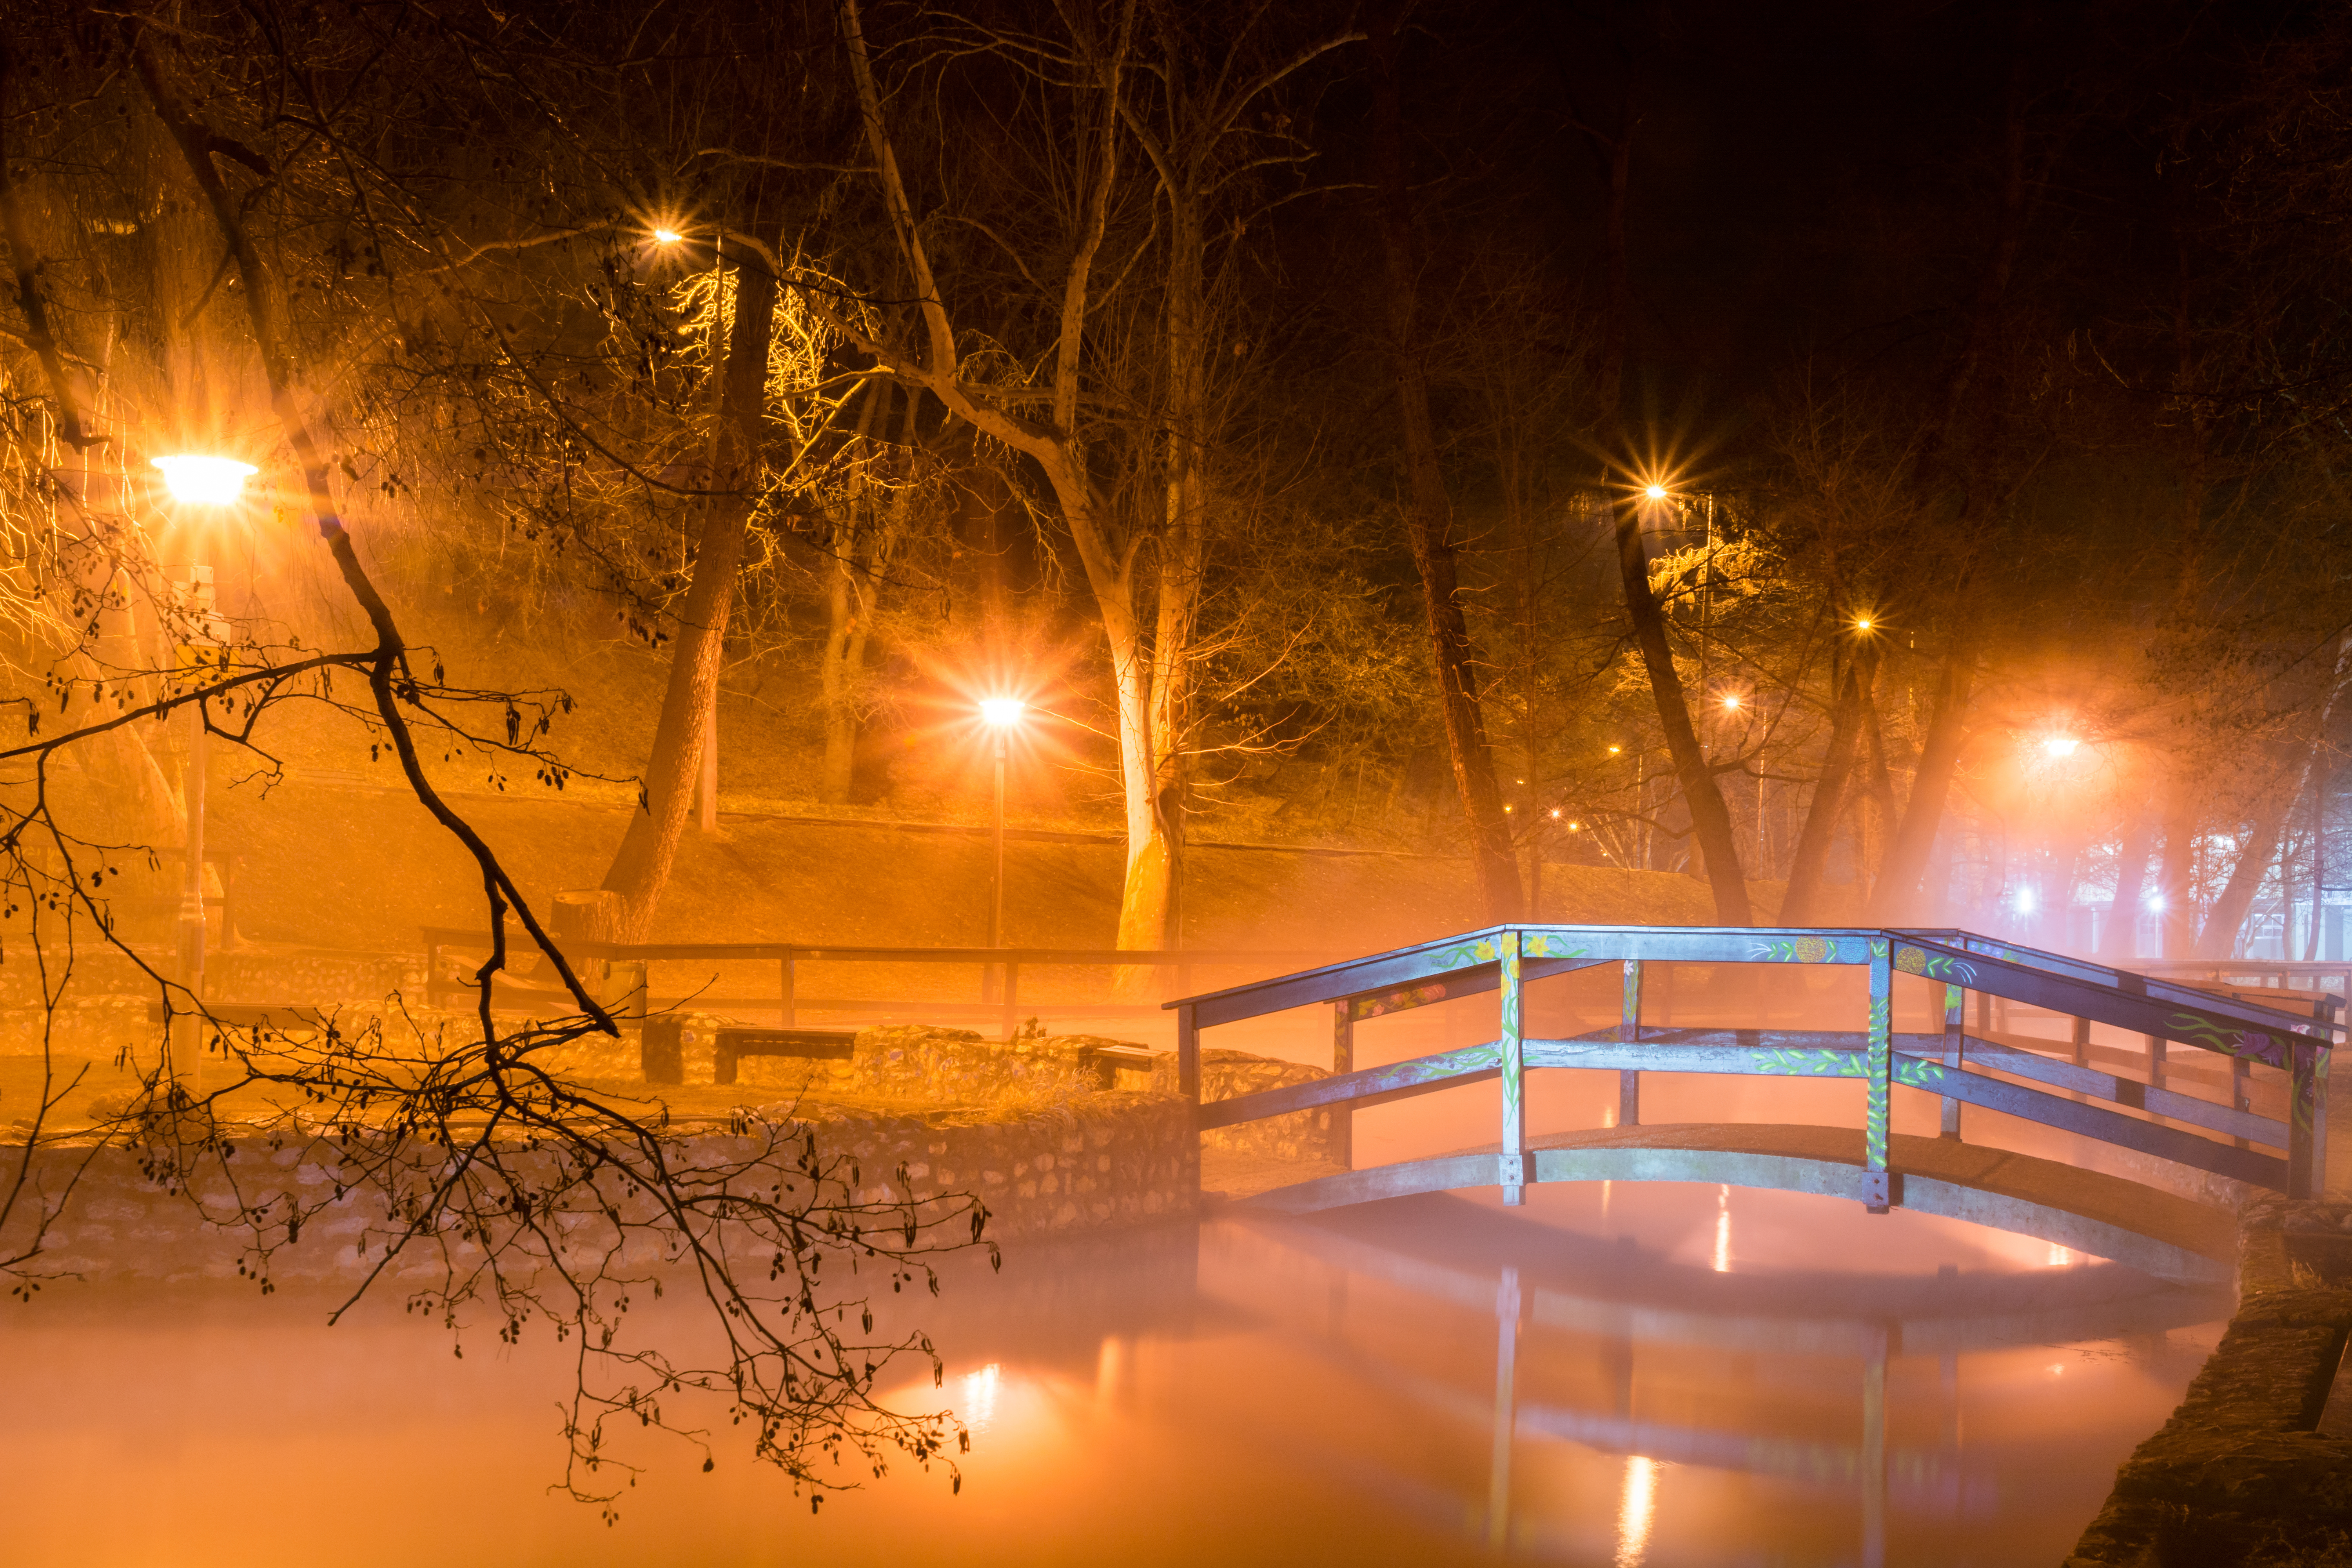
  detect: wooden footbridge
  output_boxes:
[1169,926,2337,1282]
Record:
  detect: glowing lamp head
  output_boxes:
[978,698,1026,729]
[2042,735,2079,758]
[1855,617,1873,632]
[1608,744,1622,755]
[2016,886,2038,915]
[1548,808,1561,819]
[2144,891,2167,912]
[1644,484,1668,501]
[652,227,685,245]
[1722,694,1742,710]
[152,455,257,506]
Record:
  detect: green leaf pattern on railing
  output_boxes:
[2167,1012,2287,1070]
[1520,935,1589,961]
[1895,943,1978,985]
[1432,937,1501,971]
[1749,1047,1861,1077]
[1499,935,1523,1134]
[1747,935,1844,964]
[1893,1056,1949,1091]
[1866,956,1892,1174]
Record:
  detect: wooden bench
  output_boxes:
[641,1017,859,1084]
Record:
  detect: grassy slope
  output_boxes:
[204,775,1819,958]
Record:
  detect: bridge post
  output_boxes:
[1177,1003,1200,1102]
[1619,958,1642,1128]
[1499,931,1527,1204]
[1940,983,1964,1140]
[2290,1039,2326,1199]
[1332,1001,1354,1169]
[1865,946,1892,1212]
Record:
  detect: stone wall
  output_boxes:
[4,1092,1196,1287]
[709,1023,1343,1164]
[2065,1197,2352,1567]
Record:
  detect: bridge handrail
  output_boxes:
[1164,923,2337,1047]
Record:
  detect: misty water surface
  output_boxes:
[0,1176,2220,1567]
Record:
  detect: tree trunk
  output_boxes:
[1865,645,1973,924]
[2156,777,2199,958]
[1368,3,1519,923]
[2196,782,2297,960]
[1780,652,1870,925]
[1857,669,1901,901]
[2100,809,2159,962]
[818,381,901,804]
[599,255,778,939]
[1611,497,1753,925]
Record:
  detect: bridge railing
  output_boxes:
[1164,925,2336,1207]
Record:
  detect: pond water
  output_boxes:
[0,1177,2221,1567]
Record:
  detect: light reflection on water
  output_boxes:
[0,1181,2222,1566]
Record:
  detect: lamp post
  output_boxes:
[154,455,255,1001]
[979,699,1025,948]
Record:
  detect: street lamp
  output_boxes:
[978,699,1026,951]
[152,455,257,507]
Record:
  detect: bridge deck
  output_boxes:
[1222,1123,2238,1285]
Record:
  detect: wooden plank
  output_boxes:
[1956,1035,2285,1146]
[1621,957,1643,1127]
[1194,1041,1504,1129]
[1332,1002,1354,1169]
[1177,1003,1200,1100]
[2292,1040,2323,1199]
[1941,983,1965,1139]
[1173,924,1893,1028]
[1908,1054,2289,1190]
[1867,947,1893,1208]
[1499,931,1526,1201]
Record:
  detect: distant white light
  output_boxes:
[2043,735,2080,758]
[1722,693,1742,710]
[2144,892,2166,912]
[152,455,257,506]
[652,227,685,245]
[978,698,1026,728]
[2016,886,2038,915]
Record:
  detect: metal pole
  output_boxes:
[991,729,1006,947]
[178,696,207,999]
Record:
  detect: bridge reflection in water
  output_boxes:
[1203,1187,2227,1566]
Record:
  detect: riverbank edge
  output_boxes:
[2063,1197,2352,1568]
[1,1091,1201,1287]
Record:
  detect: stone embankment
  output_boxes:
[3,1024,1305,1284]
[2066,1197,2352,1567]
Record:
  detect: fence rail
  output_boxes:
[422,927,1336,1037]
[1167,924,2337,1206]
